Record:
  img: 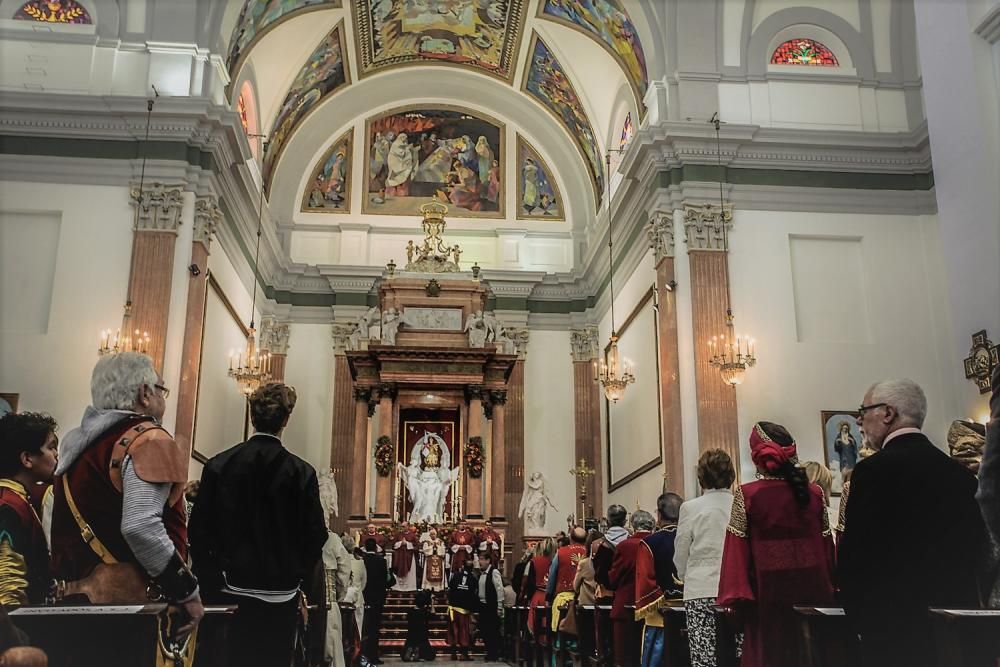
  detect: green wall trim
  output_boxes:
[656,165,933,191]
[0,135,215,170]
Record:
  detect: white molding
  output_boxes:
[974,4,1000,44]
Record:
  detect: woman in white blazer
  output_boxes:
[674,449,737,667]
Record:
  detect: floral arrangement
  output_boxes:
[464,436,485,478]
[374,435,394,476]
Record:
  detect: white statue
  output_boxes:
[464,310,487,347]
[519,472,558,534]
[396,431,461,523]
[348,307,380,351]
[483,311,502,342]
[318,468,339,518]
[381,307,401,345]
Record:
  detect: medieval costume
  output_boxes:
[635,526,683,667]
[446,565,478,660]
[420,533,447,591]
[402,589,436,662]
[478,560,504,661]
[546,540,587,631]
[392,523,419,591]
[448,525,476,573]
[717,424,835,667]
[0,479,50,605]
[609,528,652,666]
[522,552,552,635]
[477,523,503,569]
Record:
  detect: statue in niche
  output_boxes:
[464,310,487,347]
[348,306,380,351]
[397,431,461,523]
[381,307,401,345]
[519,472,558,534]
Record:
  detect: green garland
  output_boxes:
[465,436,485,478]
[374,435,394,476]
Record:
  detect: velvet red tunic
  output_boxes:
[717,479,835,667]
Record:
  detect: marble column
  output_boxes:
[464,384,485,520]
[127,184,184,371]
[174,194,218,461]
[374,382,396,519]
[504,329,528,571]
[350,387,373,521]
[329,323,356,532]
[649,211,685,496]
[259,318,291,382]
[570,327,603,517]
[489,389,507,522]
[684,205,740,476]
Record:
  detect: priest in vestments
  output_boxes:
[420,528,447,591]
[448,521,477,573]
[361,523,388,554]
[392,521,418,591]
[635,493,684,667]
[477,520,503,568]
[717,422,835,667]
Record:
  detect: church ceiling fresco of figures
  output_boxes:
[351,0,527,81]
[302,129,353,213]
[539,0,648,107]
[227,0,341,77]
[263,21,351,191]
[516,135,563,221]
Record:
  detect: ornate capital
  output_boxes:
[131,182,184,233]
[507,327,530,359]
[490,389,508,406]
[353,387,372,404]
[570,326,600,362]
[259,318,291,355]
[648,211,675,262]
[193,194,221,247]
[376,382,398,401]
[683,204,733,251]
[465,384,484,403]
[331,322,355,355]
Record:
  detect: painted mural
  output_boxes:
[302,129,353,213]
[352,0,526,81]
[516,135,563,220]
[227,0,341,75]
[522,34,603,208]
[539,0,648,104]
[262,21,350,191]
[364,107,504,218]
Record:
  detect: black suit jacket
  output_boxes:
[839,431,986,621]
[363,551,388,607]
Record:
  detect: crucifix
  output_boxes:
[570,457,597,523]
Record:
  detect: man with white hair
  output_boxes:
[50,352,202,637]
[839,378,986,667]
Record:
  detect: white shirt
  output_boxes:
[673,489,733,601]
[882,427,923,449]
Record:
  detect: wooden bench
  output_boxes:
[663,602,691,667]
[712,605,740,667]
[793,605,860,667]
[929,608,1000,666]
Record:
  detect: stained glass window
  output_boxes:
[237,94,249,135]
[619,112,634,151]
[14,0,92,24]
[770,39,838,66]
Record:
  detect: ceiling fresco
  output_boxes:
[516,134,564,221]
[522,33,604,209]
[538,0,648,108]
[262,20,351,191]
[302,128,353,213]
[227,0,341,79]
[351,0,527,81]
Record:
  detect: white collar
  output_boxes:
[882,427,922,449]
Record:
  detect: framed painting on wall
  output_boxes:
[0,393,19,417]
[820,410,862,496]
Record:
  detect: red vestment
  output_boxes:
[553,543,586,594]
[361,529,387,553]
[609,530,650,666]
[717,480,835,667]
[448,528,476,572]
[477,527,503,568]
[392,526,418,577]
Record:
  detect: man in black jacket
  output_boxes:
[189,383,327,667]
[362,537,389,664]
[839,378,987,667]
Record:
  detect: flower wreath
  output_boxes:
[374,435,394,477]
[464,436,485,478]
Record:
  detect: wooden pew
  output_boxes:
[593,604,613,667]
[793,605,860,667]
[712,605,740,667]
[663,602,691,667]
[9,604,236,667]
[575,605,597,667]
[928,608,1000,667]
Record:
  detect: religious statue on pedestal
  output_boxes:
[464,310,487,347]
[519,472,558,534]
[397,431,461,523]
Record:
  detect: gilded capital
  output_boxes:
[683,204,733,251]
[570,326,600,362]
[259,318,291,356]
[131,182,184,233]
[193,195,221,247]
[648,211,675,262]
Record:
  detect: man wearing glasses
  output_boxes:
[50,352,203,639]
[838,379,986,667]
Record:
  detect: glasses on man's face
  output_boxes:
[154,384,171,399]
[857,402,887,416]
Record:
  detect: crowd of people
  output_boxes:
[0,347,998,667]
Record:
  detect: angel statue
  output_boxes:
[396,430,461,523]
[347,306,380,351]
[318,468,339,518]
[519,471,558,534]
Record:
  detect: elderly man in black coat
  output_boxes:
[839,378,987,667]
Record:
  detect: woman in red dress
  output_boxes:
[717,421,835,667]
[520,537,556,635]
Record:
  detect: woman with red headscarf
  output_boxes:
[717,422,835,667]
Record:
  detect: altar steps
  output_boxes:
[378,589,484,656]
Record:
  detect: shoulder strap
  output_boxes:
[61,475,118,565]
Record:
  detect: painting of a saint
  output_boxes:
[226,0,340,77]
[262,22,351,192]
[821,410,863,495]
[516,135,563,220]
[539,0,648,107]
[364,107,504,218]
[302,129,352,213]
[522,33,603,210]
[352,0,527,81]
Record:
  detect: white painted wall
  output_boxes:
[281,322,336,470]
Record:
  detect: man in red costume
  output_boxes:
[448,520,476,573]
[477,519,503,568]
[545,526,587,631]
[608,510,653,667]
[391,520,419,591]
[635,493,684,667]
[50,352,202,637]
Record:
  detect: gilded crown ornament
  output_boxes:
[403,200,463,273]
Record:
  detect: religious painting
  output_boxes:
[821,410,863,496]
[226,0,341,77]
[522,33,603,209]
[351,0,527,82]
[0,393,19,417]
[516,135,563,220]
[301,129,353,213]
[397,409,462,523]
[14,0,91,24]
[262,21,351,192]
[538,0,648,107]
[363,106,504,218]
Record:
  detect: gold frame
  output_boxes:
[0,393,18,414]
[514,133,565,222]
[300,127,354,214]
[361,104,506,219]
[349,0,527,83]
[520,31,602,211]
[535,0,647,120]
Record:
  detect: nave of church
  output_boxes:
[1,0,999,665]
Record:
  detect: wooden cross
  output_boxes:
[570,457,597,523]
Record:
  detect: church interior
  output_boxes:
[1,0,999,665]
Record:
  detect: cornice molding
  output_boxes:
[974,4,1000,44]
